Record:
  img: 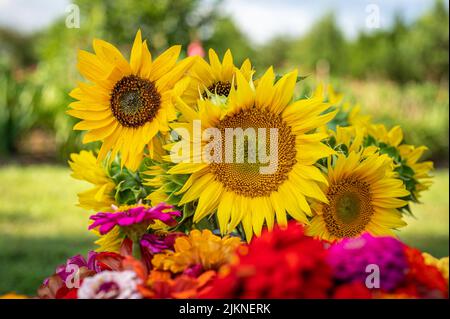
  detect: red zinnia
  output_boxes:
[200,221,333,298]
[395,247,448,298]
[332,282,372,299]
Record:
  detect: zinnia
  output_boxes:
[77,270,142,299]
[201,222,333,298]
[327,233,408,291]
[89,203,180,236]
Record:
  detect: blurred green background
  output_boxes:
[0,0,448,295]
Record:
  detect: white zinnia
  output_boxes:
[78,270,142,299]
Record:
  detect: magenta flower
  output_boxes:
[140,232,184,270]
[42,253,96,289]
[183,264,204,278]
[328,233,408,291]
[140,232,183,254]
[55,254,88,283]
[88,203,181,235]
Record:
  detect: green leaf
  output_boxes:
[115,188,135,205]
[379,145,400,159]
[398,165,415,177]
[335,143,348,155]
[327,135,337,148]
[363,135,377,147]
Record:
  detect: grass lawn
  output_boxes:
[0,164,448,295]
[0,165,96,295]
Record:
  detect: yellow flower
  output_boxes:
[368,124,434,199]
[422,253,449,281]
[325,84,344,106]
[68,150,116,212]
[152,229,241,273]
[0,293,28,299]
[92,226,122,253]
[67,30,196,170]
[347,103,371,127]
[317,84,370,134]
[398,144,434,198]
[367,124,404,148]
[168,68,336,241]
[142,163,173,205]
[181,49,253,107]
[306,151,410,241]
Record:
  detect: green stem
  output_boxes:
[132,239,141,261]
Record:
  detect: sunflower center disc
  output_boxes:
[209,107,297,197]
[336,192,361,223]
[110,75,161,127]
[203,81,232,98]
[323,178,374,238]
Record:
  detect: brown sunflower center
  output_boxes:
[323,178,374,238]
[203,81,232,98]
[110,75,161,127]
[209,107,297,197]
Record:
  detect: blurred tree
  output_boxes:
[406,0,449,82]
[348,0,448,83]
[252,36,294,73]
[203,16,255,66]
[0,28,36,67]
[74,0,222,52]
[0,56,40,157]
[287,13,348,75]
[349,20,405,81]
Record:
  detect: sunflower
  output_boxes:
[319,85,371,131]
[397,144,433,198]
[181,49,252,108]
[142,162,184,206]
[68,150,116,211]
[306,151,410,241]
[167,68,336,241]
[366,124,433,200]
[331,125,378,156]
[367,124,404,148]
[67,30,196,170]
[92,226,122,253]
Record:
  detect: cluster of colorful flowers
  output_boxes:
[65,30,435,246]
[36,221,447,299]
[3,29,444,299]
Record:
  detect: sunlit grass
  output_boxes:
[0,165,95,295]
[0,165,448,295]
[399,169,449,257]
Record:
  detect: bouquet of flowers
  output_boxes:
[6,30,448,299]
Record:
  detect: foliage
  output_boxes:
[73,0,222,52]
[343,79,449,164]
[255,0,449,83]
[0,57,40,156]
[287,13,348,75]
[0,0,447,163]
[347,0,449,83]
[203,17,255,66]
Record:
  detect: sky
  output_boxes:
[0,0,445,43]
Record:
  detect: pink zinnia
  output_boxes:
[88,203,181,235]
[327,233,408,291]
